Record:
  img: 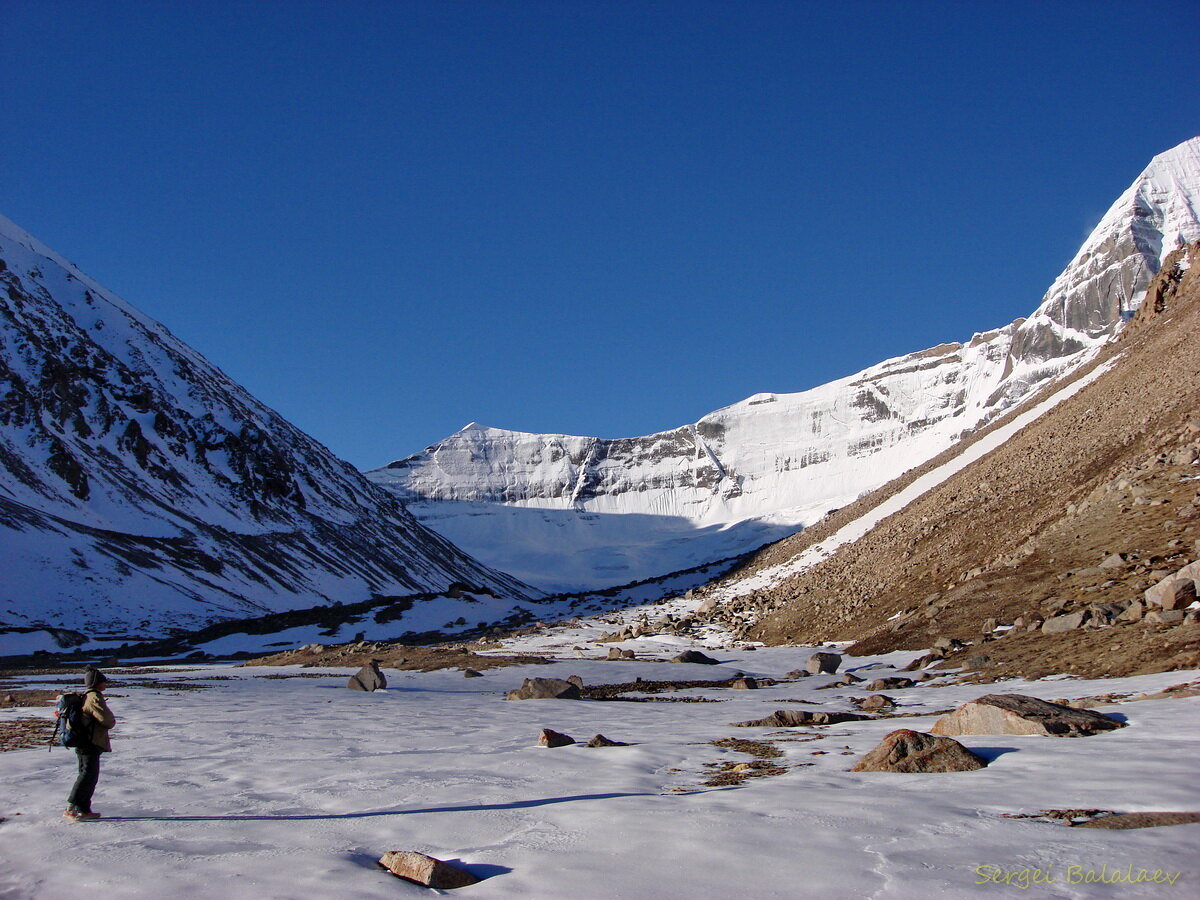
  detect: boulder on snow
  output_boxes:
[729,676,758,690]
[851,729,988,773]
[606,648,624,660]
[538,728,575,748]
[903,653,938,671]
[931,694,1125,737]
[806,651,841,675]
[462,668,484,678]
[733,709,871,728]
[672,650,719,665]
[347,660,386,692]
[859,694,897,712]
[866,677,913,691]
[505,678,581,701]
[567,675,584,688]
[586,734,630,748]
[378,851,480,889]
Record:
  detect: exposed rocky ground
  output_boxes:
[694,243,1200,680]
[241,640,552,673]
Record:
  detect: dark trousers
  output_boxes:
[68,750,101,813]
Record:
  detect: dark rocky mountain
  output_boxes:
[0,213,533,647]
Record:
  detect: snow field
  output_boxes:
[1,647,1197,898]
[708,358,1119,602]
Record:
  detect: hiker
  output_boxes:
[64,666,116,821]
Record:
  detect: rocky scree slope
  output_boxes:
[369,138,1200,592]
[708,241,1200,679]
[0,214,532,641]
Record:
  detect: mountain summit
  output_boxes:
[0,214,531,643]
[369,138,1200,592]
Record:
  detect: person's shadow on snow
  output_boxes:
[104,791,669,822]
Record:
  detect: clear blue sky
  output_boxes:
[3,1,1197,469]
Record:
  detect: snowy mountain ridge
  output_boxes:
[0,214,533,643]
[369,138,1200,592]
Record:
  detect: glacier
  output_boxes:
[369,137,1200,592]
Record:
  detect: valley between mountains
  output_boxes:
[2,140,1200,899]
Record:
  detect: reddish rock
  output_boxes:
[538,728,575,748]
[851,729,988,773]
[379,851,480,889]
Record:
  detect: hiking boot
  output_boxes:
[77,811,101,820]
[62,807,82,821]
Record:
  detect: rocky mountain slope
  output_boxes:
[0,214,533,646]
[703,239,1200,678]
[369,138,1200,593]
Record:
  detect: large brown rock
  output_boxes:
[347,660,386,692]
[1145,574,1197,610]
[538,728,575,747]
[734,709,870,728]
[1145,609,1186,625]
[860,694,897,712]
[379,851,480,889]
[866,677,914,691]
[806,651,841,674]
[586,734,630,747]
[672,650,719,665]
[851,729,988,773]
[931,694,1125,737]
[1041,611,1088,634]
[1117,600,1146,622]
[505,678,581,701]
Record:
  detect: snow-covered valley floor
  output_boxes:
[2,642,1197,899]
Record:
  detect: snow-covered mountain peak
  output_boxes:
[369,138,1200,592]
[1,215,532,640]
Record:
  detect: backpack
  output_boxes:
[51,692,93,750]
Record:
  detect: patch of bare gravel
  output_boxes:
[241,642,552,673]
[0,717,55,753]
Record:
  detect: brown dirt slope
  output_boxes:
[714,243,1200,675]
